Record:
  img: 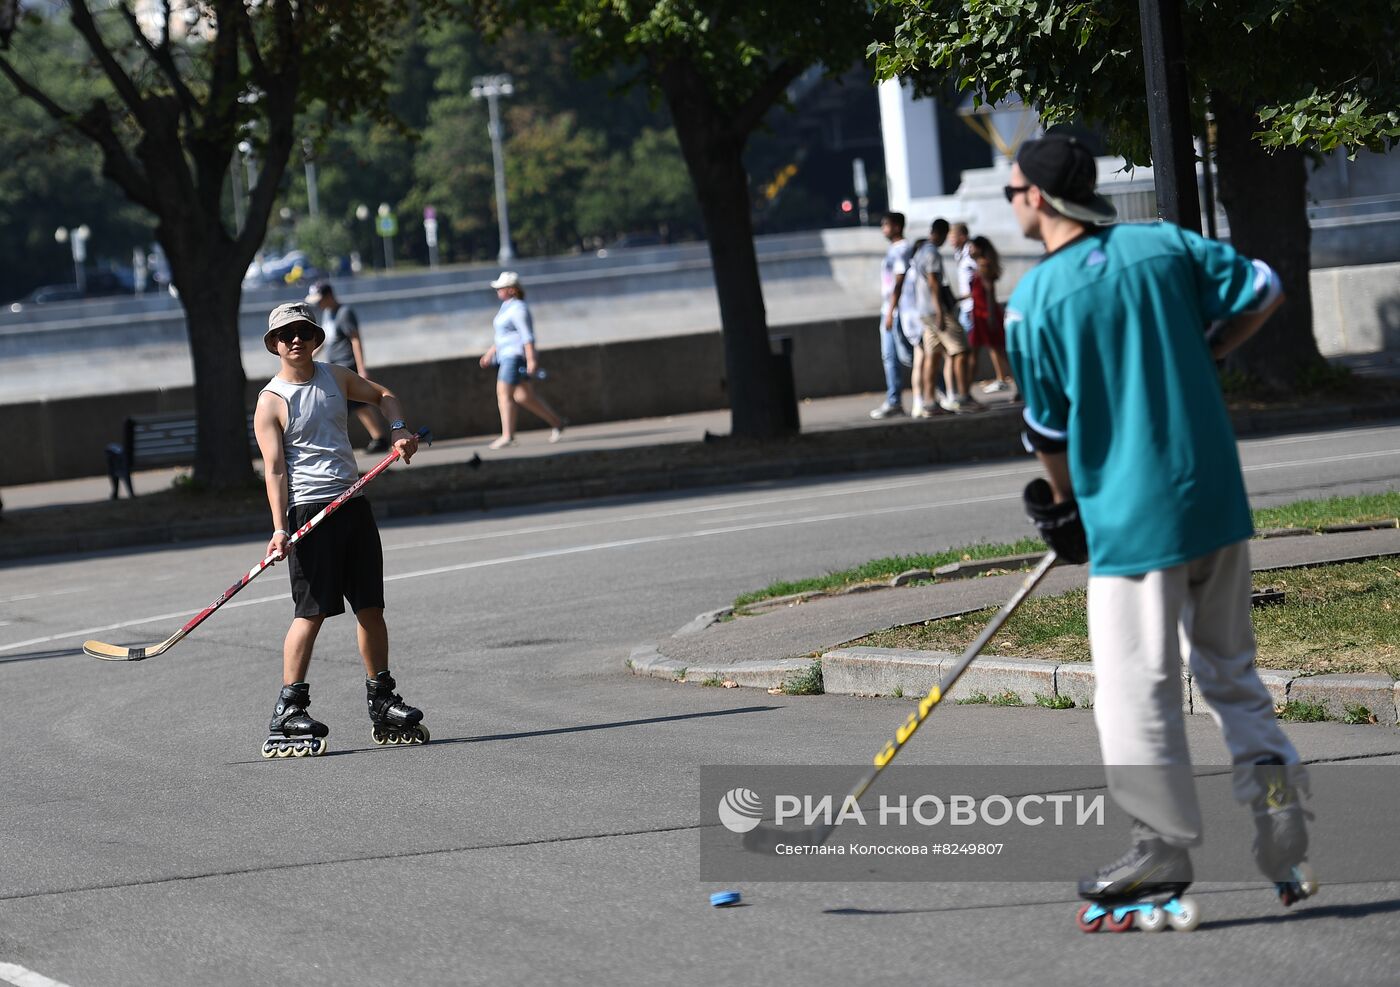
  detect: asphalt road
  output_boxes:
[2,421,1399,986]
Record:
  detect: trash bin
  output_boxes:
[769,334,800,432]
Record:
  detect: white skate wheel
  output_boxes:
[1136,906,1169,932]
[1167,896,1201,932]
[1296,862,1319,898]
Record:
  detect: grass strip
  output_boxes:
[849,559,1400,677]
[1252,491,1400,531]
[734,490,1400,608]
[733,537,1046,609]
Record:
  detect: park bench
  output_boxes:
[106,411,257,499]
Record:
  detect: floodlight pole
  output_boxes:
[471,73,517,264]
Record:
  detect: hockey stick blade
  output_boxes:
[739,552,1059,852]
[84,635,178,661]
[84,428,429,663]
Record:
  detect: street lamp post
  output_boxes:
[237,140,259,192]
[376,203,396,270]
[54,224,90,293]
[302,137,319,219]
[229,150,245,232]
[470,73,516,264]
[356,203,373,269]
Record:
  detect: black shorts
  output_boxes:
[286,496,384,618]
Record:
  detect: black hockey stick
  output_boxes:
[742,550,1060,851]
[84,427,432,661]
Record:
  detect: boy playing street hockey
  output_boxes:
[254,301,429,757]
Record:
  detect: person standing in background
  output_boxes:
[307,281,391,453]
[969,236,1015,395]
[871,212,916,419]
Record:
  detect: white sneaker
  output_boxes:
[984,380,1010,393]
[488,436,516,450]
[869,403,905,420]
[548,426,565,444]
[911,399,924,417]
[938,394,957,413]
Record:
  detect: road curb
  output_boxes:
[818,647,1398,726]
[637,534,1400,726]
[626,644,814,690]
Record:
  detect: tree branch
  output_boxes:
[0,52,77,124]
[729,58,804,139]
[233,1,272,91]
[67,0,151,126]
[115,1,199,120]
[0,54,157,210]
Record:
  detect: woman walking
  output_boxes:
[970,236,1015,394]
[479,271,566,449]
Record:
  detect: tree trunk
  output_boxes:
[165,227,256,491]
[663,80,795,439]
[1212,95,1324,390]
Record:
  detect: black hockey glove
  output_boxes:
[1023,478,1089,565]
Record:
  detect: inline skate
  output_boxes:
[1076,823,1200,933]
[1252,760,1319,907]
[262,682,329,759]
[367,670,430,746]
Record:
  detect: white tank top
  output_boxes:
[259,363,360,505]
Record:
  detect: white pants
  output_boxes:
[1088,540,1301,846]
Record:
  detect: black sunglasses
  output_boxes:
[1003,184,1031,203]
[275,325,317,344]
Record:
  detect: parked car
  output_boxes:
[244,250,322,288]
[7,270,132,312]
[595,232,666,257]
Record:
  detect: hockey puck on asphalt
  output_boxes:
[710,891,742,907]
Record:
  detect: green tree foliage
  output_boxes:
[575,127,699,240]
[476,0,888,438]
[409,20,695,261]
[0,1,418,489]
[0,16,151,302]
[871,0,1400,390]
[293,214,354,271]
[873,1,1399,165]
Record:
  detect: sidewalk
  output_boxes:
[4,366,1400,561]
[629,527,1400,726]
[2,389,1016,512]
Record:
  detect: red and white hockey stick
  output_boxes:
[84,428,431,662]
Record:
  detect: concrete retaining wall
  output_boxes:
[3,314,886,486]
[5,252,1399,488]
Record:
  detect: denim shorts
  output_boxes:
[497,354,530,383]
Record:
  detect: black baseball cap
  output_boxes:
[1015,135,1116,224]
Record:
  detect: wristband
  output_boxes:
[273,529,289,537]
[390,420,407,432]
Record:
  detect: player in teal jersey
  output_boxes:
[1003,135,1316,931]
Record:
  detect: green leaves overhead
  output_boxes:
[870,0,1400,164]
[486,0,884,129]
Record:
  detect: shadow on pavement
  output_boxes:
[452,703,782,743]
[236,704,782,763]
[824,892,1400,927]
[0,647,82,664]
[1202,896,1400,930]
